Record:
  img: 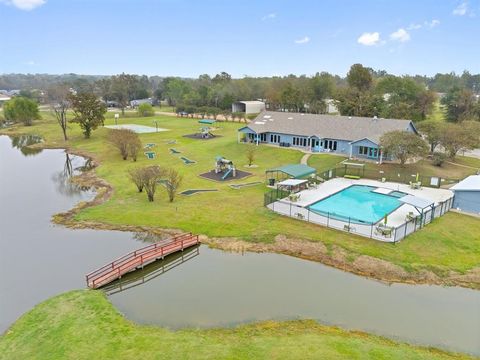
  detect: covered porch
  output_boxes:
[349,138,382,162]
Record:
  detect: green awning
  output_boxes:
[267,164,316,179]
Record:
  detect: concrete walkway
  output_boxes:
[300,153,311,165]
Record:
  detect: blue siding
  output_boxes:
[453,191,480,214]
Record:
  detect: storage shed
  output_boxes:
[232,101,266,114]
[451,175,480,214]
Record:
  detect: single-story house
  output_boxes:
[238,111,418,161]
[232,101,266,114]
[451,175,480,214]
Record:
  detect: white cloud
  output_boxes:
[23,60,36,66]
[407,23,422,30]
[390,28,410,43]
[0,0,46,10]
[357,32,381,46]
[261,13,276,21]
[453,2,468,15]
[426,19,440,28]
[294,36,310,44]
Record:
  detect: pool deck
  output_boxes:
[270,178,454,241]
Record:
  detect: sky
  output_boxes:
[0,0,479,78]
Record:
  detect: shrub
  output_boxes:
[137,103,154,117]
[108,129,140,160]
[432,152,447,167]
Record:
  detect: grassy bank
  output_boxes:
[0,290,474,360]
[1,113,480,281]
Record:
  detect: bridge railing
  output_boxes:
[86,232,198,288]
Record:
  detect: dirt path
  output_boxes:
[446,160,480,170]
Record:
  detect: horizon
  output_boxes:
[1,0,479,77]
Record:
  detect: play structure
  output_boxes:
[183,127,219,140]
[215,156,236,180]
[199,156,251,182]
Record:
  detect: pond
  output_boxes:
[0,135,479,356]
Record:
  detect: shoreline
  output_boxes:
[53,150,480,290]
[2,130,479,290]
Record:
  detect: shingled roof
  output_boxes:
[243,111,416,144]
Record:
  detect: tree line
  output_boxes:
[3,65,480,123]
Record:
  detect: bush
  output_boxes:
[432,152,447,167]
[108,129,140,160]
[137,103,154,117]
[3,97,40,126]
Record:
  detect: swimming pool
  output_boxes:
[308,185,402,224]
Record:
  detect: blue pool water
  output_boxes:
[308,185,402,224]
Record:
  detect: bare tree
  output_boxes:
[246,145,256,166]
[165,168,182,202]
[53,101,69,141]
[128,135,142,162]
[128,167,146,192]
[48,84,71,140]
[108,129,140,160]
[144,166,164,202]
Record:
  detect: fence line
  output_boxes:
[317,167,459,189]
[267,195,454,243]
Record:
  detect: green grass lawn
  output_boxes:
[1,112,480,278]
[308,153,479,180]
[0,290,473,360]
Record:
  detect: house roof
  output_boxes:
[267,164,316,178]
[244,111,415,144]
[234,100,265,105]
[451,175,480,191]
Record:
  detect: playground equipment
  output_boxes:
[200,127,214,139]
[215,156,236,180]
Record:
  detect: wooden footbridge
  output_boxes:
[86,232,200,289]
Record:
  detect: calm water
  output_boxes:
[0,135,479,355]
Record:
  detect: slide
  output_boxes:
[222,168,233,180]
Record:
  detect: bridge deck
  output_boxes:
[86,233,199,289]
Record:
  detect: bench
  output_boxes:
[344,175,360,180]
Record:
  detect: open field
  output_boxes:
[1,112,480,285]
[0,290,474,360]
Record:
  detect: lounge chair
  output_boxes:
[374,225,393,238]
[294,212,305,220]
[144,143,156,149]
[405,212,415,222]
[409,181,422,190]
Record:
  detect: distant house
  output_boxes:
[238,111,418,161]
[232,101,266,114]
[451,175,480,214]
[130,98,155,107]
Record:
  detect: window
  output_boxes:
[359,146,369,155]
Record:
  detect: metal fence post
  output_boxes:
[327,212,330,227]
